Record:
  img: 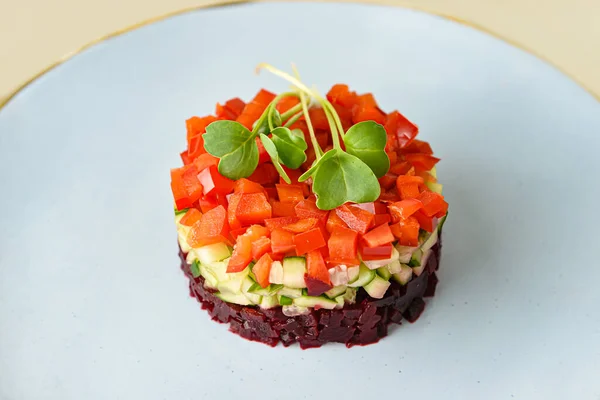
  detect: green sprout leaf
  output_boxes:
[203,120,259,180]
[254,107,282,135]
[271,127,307,169]
[309,149,381,210]
[343,121,390,178]
[259,134,291,184]
[298,148,339,182]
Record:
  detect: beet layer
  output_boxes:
[179,237,442,349]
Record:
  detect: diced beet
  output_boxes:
[304,274,333,297]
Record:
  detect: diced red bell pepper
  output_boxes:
[198,195,219,213]
[396,175,424,186]
[180,150,192,165]
[197,165,235,196]
[187,205,231,248]
[388,198,423,222]
[390,161,413,175]
[360,243,394,260]
[328,226,359,265]
[281,167,310,197]
[326,84,358,109]
[374,201,388,214]
[393,216,420,247]
[362,223,395,248]
[353,107,386,125]
[379,189,401,202]
[276,184,305,204]
[264,216,298,231]
[170,168,193,210]
[378,173,397,190]
[252,237,272,261]
[193,153,219,172]
[276,96,300,113]
[283,218,319,233]
[215,103,237,120]
[179,208,202,226]
[248,163,279,185]
[405,153,440,171]
[335,205,374,234]
[227,193,243,230]
[305,250,332,296]
[398,183,421,200]
[417,191,448,217]
[181,165,204,204]
[315,131,330,149]
[293,228,327,255]
[252,89,277,106]
[326,212,348,233]
[308,108,330,130]
[227,225,270,273]
[252,253,274,288]
[373,213,392,226]
[413,210,434,232]
[271,200,297,217]
[256,137,271,164]
[386,111,418,149]
[187,134,206,159]
[224,97,246,116]
[264,187,278,201]
[295,199,329,224]
[186,115,217,145]
[271,229,296,254]
[236,193,272,226]
[402,139,433,155]
[230,227,248,241]
[234,178,265,195]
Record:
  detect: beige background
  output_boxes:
[1,0,599,103]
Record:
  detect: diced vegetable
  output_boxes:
[361,223,395,248]
[360,243,394,260]
[283,218,319,233]
[293,228,326,255]
[236,193,272,226]
[252,253,273,288]
[276,184,305,203]
[227,225,269,273]
[388,198,422,222]
[271,229,296,254]
[282,257,307,288]
[335,205,374,234]
[328,226,359,265]
[187,205,231,248]
[179,208,202,227]
[197,165,235,196]
[363,274,391,299]
[251,236,271,260]
[265,216,298,230]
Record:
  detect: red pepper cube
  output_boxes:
[283,218,319,233]
[264,216,299,231]
[335,205,374,234]
[373,214,392,226]
[293,228,326,255]
[181,165,204,204]
[398,183,420,200]
[234,178,265,195]
[252,237,272,261]
[170,168,193,211]
[394,216,420,247]
[295,199,329,224]
[386,111,419,149]
[305,250,332,296]
[388,198,423,223]
[187,205,231,248]
[271,229,296,254]
[271,200,297,217]
[227,193,243,230]
[197,165,235,197]
[360,243,394,261]
[326,212,348,233]
[404,153,440,171]
[227,225,270,273]
[328,226,359,265]
[252,253,274,288]
[276,184,305,204]
[418,191,448,217]
[179,208,202,227]
[236,193,272,226]
[361,223,395,248]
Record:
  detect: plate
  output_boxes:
[1,3,599,399]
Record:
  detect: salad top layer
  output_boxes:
[169,65,448,307]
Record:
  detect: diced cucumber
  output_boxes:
[302,288,308,296]
[279,295,294,305]
[195,242,231,265]
[215,292,252,305]
[325,285,348,299]
[386,259,402,274]
[395,244,417,264]
[227,265,250,281]
[408,248,423,267]
[429,166,437,179]
[426,181,443,194]
[282,257,307,289]
[203,260,229,282]
[362,246,400,270]
[347,265,360,283]
[348,264,376,288]
[260,295,279,309]
[329,265,349,286]
[177,225,192,254]
[343,288,357,304]
[377,266,391,280]
[334,295,345,309]
[392,264,413,285]
[282,305,309,316]
[278,287,303,298]
[241,277,262,304]
[438,214,448,231]
[200,265,219,289]
[218,278,244,294]
[364,274,391,299]
[421,230,438,253]
[269,260,284,284]
[294,296,338,310]
[248,283,283,296]
[412,249,431,276]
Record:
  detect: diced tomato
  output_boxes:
[264,216,298,230]
[271,200,297,217]
[179,208,202,226]
[170,168,192,210]
[335,205,374,234]
[308,108,329,130]
[227,225,269,273]
[276,96,300,113]
[193,153,219,172]
[295,199,329,224]
[373,213,392,226]
[197,165,235,196]
[362,223,395,248]
[328,226,359,265]
[326,212,348,233]
[417,191,448,217]
[413,210,434,232]
[283,218,319,233]
[180,150,192,165]
[226,193,243,230]
[276,184,304,204]
[402,139,433,155]
[198,195,219,213]
[305,250,332,293]
[248,163,279,185]
[386,111,418,149]
[225,97,246,116]
[252,253,273,288]
[388,198,423,222]
[236,193,272,226]
[186,115,217,145]
[378,173,397,190]
[187,205,231,248]
[271,229,296,253]
[360,243,394,260]
[256,137,271,164]
[234,178,264,195]
[398,183,421,200]
[405,153,440,171]
[293,228,326,255]
[393,216,420,247]
[230,227,248,241]
[252,237,272,261]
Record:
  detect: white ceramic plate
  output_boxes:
[1,3,599,399]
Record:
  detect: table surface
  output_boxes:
[0,0,599,104]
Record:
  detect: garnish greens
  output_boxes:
[202,64,390,210]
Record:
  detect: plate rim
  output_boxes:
[0,0,599,111]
